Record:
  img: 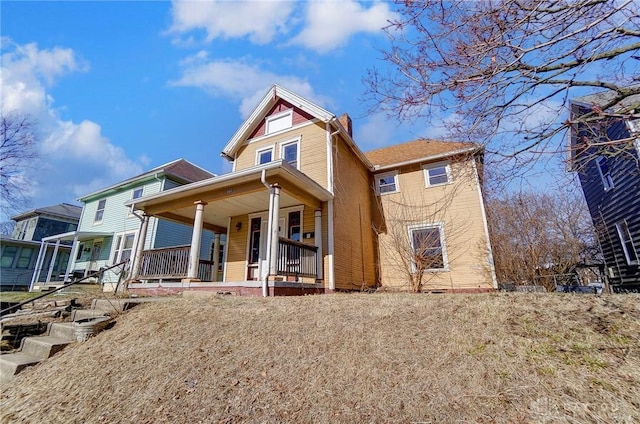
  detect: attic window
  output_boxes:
[266,110,293,134]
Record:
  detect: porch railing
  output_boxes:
[138,245,213,281]
[277,238,318,278]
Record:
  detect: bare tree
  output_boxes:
[486,184,600,290]
[1,113,38,216]
[365,1,640,175]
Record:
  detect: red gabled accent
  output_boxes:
[248,99,316,139]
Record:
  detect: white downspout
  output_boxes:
[261,170,272,297]
[326,122,339,291]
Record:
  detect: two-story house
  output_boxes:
[570,91,640,291]
[125,85,496,295]
[30,159,216,291]
[1,203,81,289]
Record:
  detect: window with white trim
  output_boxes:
[16,247,34,269]
[281,140,299,169]
[409,224,447,271]
[129,188,143,214]
[266,110,293,134]
[375,172,399,194]
[94,199,106,223]
[1,246,17,267]
[256,146,274,165]
[616,221,639,265]
[596,156,614,190]
[423,162,451,187]
[112,232,136,265]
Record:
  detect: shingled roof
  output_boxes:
[364,139,478,170]
[11,203,82,222]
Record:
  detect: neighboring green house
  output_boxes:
[32,159,217,291]
[1,203,81,290]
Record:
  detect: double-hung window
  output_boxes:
[616,221,639,265]
[596,156,614,190]
[409,224,447,271]
[1,246,17,268]
[281,140,299,169]
[423,162,451,187]
[112,232,136,265]
[94,199,106,223]
[129,188,143,214]
[256,146,274,165]
[376,172,399,194]
[16,248,34,269]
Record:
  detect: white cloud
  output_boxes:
[291,0,398,53]
[170,53,331,118]
[168,0,295,44]
[0,39,143,215]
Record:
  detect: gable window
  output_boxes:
[266,110,293,134]
[112,232,136,265]
[423,162,451,187]
[409,224,447,271]
[129,188,143,214]
[375,172,399,194]
[94,199,106,223]
[596,156,614,190]
[616,221,639,265]
[256,146,274,165]
[281,140,299,169]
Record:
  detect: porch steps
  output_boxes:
[0,307,117,383]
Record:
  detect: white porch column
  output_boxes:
[187,201,207,280]
[264,183,281,297]
[315,210,323,280]
[45,239,61,283]
[131,213,150,280]
[30,241,48,291]
[64,235,80,282]
[212,233,221,282]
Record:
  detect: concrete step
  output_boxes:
[21,335,72,360]
[0,352,41,383]
[48,322,75,340]
[91,299,132,313]
[72,309,107,321]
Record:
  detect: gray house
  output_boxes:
[570,91,640,291]
[1,203,81,289]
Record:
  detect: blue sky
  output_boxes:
[2,0,569,221]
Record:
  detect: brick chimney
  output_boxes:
[338,113,353,138]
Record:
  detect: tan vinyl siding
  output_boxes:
[376,159,493,291]
[233,121,329,190]
[225,215,249,282]
[331,136,378,290]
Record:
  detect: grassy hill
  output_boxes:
[1,293,639,423]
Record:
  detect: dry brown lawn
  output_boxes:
[1,292,639,423]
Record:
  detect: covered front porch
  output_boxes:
[126,161,333,296]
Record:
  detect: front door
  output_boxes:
[247,215,285,280]
[89,240,102,271]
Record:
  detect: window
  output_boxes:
[288,211,301,242]
[1,246,17,267]
[256,146,274,165]
[375,172,399,194]
[129,188,143,213]
[266,110,293,134]
[616,221,639,265]
[16,247,34,269]
[423,163,451,187]
[281,140,299,168]
[94,199,106,223]
[596,156,614,190]
[112,233,135,264]
[409,224,447,271]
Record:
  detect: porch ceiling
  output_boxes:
[127,161,333,232]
